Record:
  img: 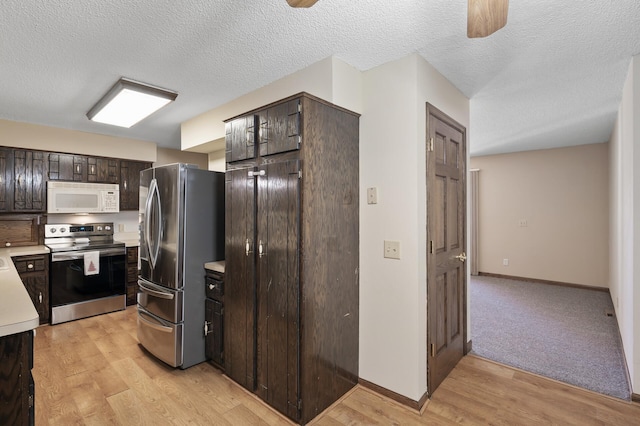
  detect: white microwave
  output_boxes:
[47,181,120,214]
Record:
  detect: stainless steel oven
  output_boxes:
[45,223,126,324]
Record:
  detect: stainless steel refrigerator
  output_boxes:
[137,163,224,369]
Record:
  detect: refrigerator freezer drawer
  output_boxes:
[137,307,183,367]
[137,278,183,323]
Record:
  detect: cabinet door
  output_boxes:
[258,99,301,157]
[14,255,49,324]
[0,148,11,212]
[255,159,301,420]
[205,298,224,367]
[88,157,119,183]
[224,167,256,389]
[225,115,257,162]
[0,331,32,426]
[22,274,49,324]
[49,153,87,181]
[120,161,151,210]
[13,149,46,212]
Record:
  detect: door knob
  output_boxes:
[455,252,467,262]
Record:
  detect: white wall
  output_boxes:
[610,54,639,394]
[208,150,225,172]
[359,54,469,400]
[0,119,156,162]
[471,144,610,288]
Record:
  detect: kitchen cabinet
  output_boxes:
[13,254,50,324]
[125,246,139,306]
[120,160,151,210]
[48,153,87,181]
[8,149,47,212]
[87,157,119,183]
[0,214,44,248]
[224,93,359,424]
[0,330,34,426]
[204,269,224,368]
[0,148,11,212]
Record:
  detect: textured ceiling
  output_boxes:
[0,0,638,156]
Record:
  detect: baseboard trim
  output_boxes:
[465,339,473,354]
[358,378,429,413]
[478,272,609,293]
[632,393,640,403]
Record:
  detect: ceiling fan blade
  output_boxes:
[287,0,319,7]
[467,0,509,38]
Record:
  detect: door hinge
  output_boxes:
[428,137,434,152]
[430,343,435,357]
[298,169,302,179]
[429,240,434,254]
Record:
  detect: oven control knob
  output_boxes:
[97,226,103,231]
[50,228,56,233]
[60,228,66,233]
[105,225,111,231]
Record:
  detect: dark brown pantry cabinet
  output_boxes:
[204,268,224,368]
[224,93,359,424]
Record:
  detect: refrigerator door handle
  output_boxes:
[138,279,175,300]
[145,178,162,269]
[138,310,173,333]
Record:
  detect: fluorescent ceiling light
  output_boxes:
[87,77,177,128]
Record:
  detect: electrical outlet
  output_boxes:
[384,240,400,259]
[503,258,509,266]
[367,187,378,204]
[519,219,528,227]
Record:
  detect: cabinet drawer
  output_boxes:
[13,256,46,273]
[205,274,224,299]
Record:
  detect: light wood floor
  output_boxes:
[33,306,640,425]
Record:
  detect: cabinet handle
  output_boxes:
[209,283,216,290]
[259,240,265,258]
[5,242,10,247]
[38,292,42,304]
[204,321,212,336]
[245,239,251,256]
[75,164,81,173]
[27,263,34,269]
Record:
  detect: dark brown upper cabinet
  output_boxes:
[48,153,87,181]
[257,98,301,157]
[120,160,151,211]
[225,115,257,163]
[87,157,119,183]
[9,149,47,212]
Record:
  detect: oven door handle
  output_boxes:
[138,310,173,333]
[138,280,175,300]
[51,247,125,262]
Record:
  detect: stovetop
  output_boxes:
[44,222,124,252]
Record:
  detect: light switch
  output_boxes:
[367,187,378,204]
[384,240,400,259]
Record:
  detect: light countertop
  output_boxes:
[204,260,225,273]
[0,245,48,337]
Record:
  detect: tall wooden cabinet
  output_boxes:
[224,93,359,424]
